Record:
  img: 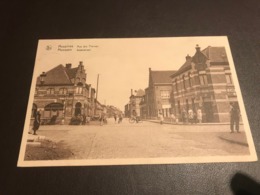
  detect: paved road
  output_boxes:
[34,118,250,159]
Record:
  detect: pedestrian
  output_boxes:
[181,108,187,124]
[99,112,104,126]
[197,108,202,123]
[132,110,139,123]
[159,112,164,124]
[170,112,176,124]
[31,109,41,135]
[114,113,117,123]
[188,109,194,124]
[230,103,240,133]
[118,112,123,124]
[193,110,197,124]
[82,113,86,125]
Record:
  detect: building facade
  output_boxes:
[33,61,96,124]
[145,68,176,119]
[128,89,145,117]
[171,45,238,122]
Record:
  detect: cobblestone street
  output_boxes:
[26,118,250,160]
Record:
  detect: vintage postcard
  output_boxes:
[18,36,257,167]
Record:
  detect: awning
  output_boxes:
[44,103,64,111]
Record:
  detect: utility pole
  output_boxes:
[94,74,99,115]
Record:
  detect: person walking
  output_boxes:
[230,103,240,133]
[32,109,41,135]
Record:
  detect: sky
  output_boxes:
[33,36,231,111]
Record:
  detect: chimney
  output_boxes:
[66,63,72,69]
[185,54,192,61]
[131,89,133,95]
[79,61,83,66]
[195,44,200,52]
[149,67,151,72]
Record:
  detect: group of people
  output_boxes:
[158,108,203,125]
[181,108,203,124]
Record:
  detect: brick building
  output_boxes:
[170,45,238,122]
[33,61,96,124]
[145,68,176,118]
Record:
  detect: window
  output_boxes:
[76,87,83,94]
[47,88,55,94]
[175,79,178,92]
[188,73,192,87]
[199,74,208,85]
[225,74,233,84]
[59,88,68,94]
[183,75,186,89]
[160,90,170,99]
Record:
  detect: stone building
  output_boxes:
[33,61,96,124]
[145,68,176,118]
[170,45,238,122]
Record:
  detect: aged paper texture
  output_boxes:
[18,36,257,167]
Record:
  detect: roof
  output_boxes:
[66,67,78,79]
[135,89,145,96]
[171,46,229,78]
[150,70,176,84]
[201,46,228,63]
[36,64,79,85]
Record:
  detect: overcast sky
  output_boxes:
[33,36,231,111]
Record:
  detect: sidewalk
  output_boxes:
[146,120,243,126]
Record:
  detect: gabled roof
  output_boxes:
[201,46,228,63]
[36,64,79,85]
[150,70,176,84]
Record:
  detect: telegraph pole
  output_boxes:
[94,74,99,115]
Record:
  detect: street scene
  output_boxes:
[18,37,257,166]
[25,119,249,161]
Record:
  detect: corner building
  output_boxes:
[171,45,238,123]
[33,61,95,124]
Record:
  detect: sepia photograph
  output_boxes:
[17,36,257,167]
